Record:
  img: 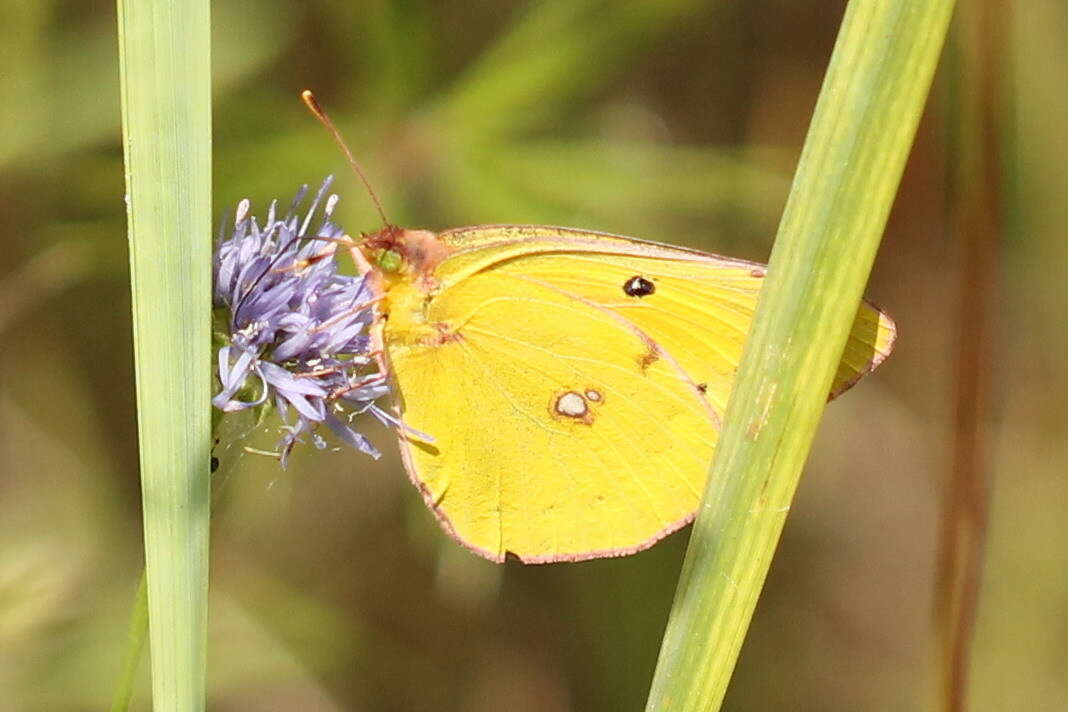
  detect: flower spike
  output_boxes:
[212,179,387,466]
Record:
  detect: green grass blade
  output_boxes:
[109,573,148,712]
[644,1,956,709]
[116,0,212,709]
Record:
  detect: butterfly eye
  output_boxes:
[622,275,655,297]
[376,248,404,273]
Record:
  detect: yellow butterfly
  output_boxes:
[301,91,894,564]
[351,223,894,564]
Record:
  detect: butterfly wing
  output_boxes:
[381,225,895,563]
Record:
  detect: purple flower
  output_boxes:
[212,178,393,466]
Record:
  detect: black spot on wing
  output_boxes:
[622,275,655,297]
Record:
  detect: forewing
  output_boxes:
[439,225,896,416]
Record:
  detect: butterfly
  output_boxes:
[302,92,895,564]
[349,224,894,564]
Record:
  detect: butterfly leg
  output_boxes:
[340,237,395,385]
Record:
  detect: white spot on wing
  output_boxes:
[585,389,602,402]
[555,391,587,417]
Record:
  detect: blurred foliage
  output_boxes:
[0,0,1065,710]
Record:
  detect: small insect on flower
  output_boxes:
[211,177,396,466]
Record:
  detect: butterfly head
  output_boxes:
[360,225,448,284]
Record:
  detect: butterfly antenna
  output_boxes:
[301,90,390,228]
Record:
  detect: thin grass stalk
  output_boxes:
[935,2,1004,709]
[116,0,212,709]
[644,1,955,709]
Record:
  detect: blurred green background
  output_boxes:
[2,1,1065,710]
